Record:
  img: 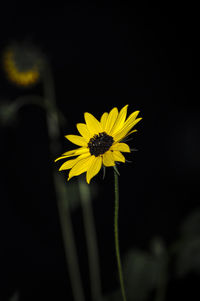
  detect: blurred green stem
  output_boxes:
[78,178,102,301]
[54,173,85,301]
[42,62,85,301]
[13,95,45,110]
[154,254,168,301]
[13,95,66,126]
[114,170,127,301]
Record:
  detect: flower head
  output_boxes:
[55,105,142,184]
[2,43,44,87]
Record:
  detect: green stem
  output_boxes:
[154,252,168,301]
[114,170,127,301]
[54,173,85,301]
[42,62,85,301]
[154,265,168,301]
[78,177,102,301]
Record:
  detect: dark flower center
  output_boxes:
[88,132,114,157]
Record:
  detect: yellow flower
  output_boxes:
[55,105,142,184]
[2,44,42,87]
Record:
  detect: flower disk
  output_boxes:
[88,132,114,157]
[55,105,142,184]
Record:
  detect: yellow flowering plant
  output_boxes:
[56,105,142,301]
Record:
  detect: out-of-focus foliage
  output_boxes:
[123,249,161,301]
[104,208,200,301]
[9,291,19,301]
[0,95,44,127]
[54,172,98,211]
[122,237,168,301]
[0,100,18,126]
[180,209,200,239]
[175,209,200,277]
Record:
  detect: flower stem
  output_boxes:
[114,170,127,301]
[78,177,102,301]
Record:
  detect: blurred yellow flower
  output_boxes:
[2,44,42,87]
[55,105,142,184]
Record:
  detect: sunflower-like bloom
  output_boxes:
[2,44,42,87]
[55,105,142,184]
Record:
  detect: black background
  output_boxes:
[0,1,200,300]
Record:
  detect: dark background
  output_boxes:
[0,1,200,300]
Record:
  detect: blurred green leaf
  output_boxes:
[9,291,19,301]
[123,249,163,301]
[0,100,18,126]
[175,237,200,277]
[174,209,200,277]
[180,209,200,239]
[102,288,121,301]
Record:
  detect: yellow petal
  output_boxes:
[76,123,91,141]
[68,155,94,181]
[110,142,130,153]
[55,147,89,161]
[84,112,103,136]
[112,150,125,163]
[65,135,87,146]
[104,107,118,134]
[114,118,142,142]
[59,153,90,170]
[100,112,108,130]
[124,110,140,127]
[110,105,128,135]
[126,129,138,137]
[103,151,115,167]
[86,156,102,184]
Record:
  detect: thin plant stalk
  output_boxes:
[42,62,85,301]
[54,173,85,301]
[114,170,127,301]
[78,177,102,301]
[154,268,168,301]
[154,253,168,301]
